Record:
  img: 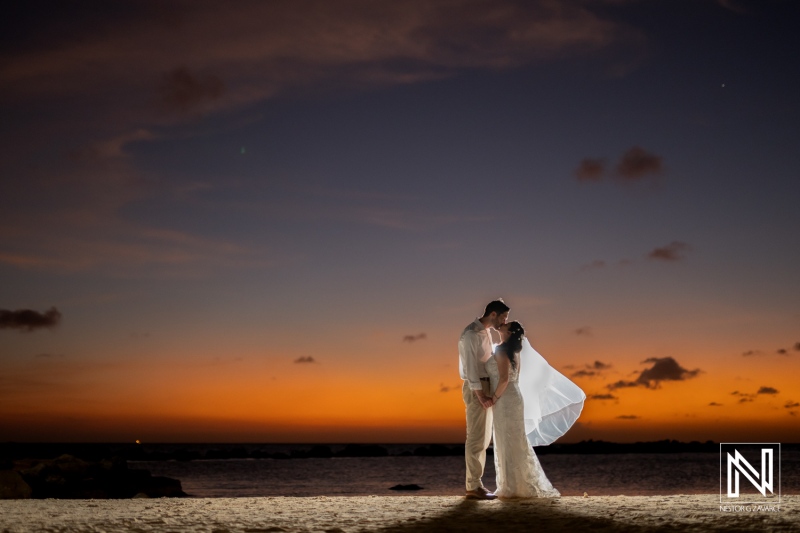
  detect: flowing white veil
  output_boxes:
[517,338,586,446]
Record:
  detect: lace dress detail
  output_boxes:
[487,354,560,498]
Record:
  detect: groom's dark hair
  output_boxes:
[482,299,510,317]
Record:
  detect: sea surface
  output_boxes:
[129,444,800,498]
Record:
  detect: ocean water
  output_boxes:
[129,445,800,498]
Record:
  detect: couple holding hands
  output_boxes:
[459,299,585,500]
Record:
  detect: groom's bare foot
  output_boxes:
[465,487,497,500]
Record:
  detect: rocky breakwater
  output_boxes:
[0,454,186,499]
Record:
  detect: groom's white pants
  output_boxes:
[463,380,493,491]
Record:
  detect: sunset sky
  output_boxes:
[1,0,799,444]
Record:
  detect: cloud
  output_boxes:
[157,67,225,114]
[575,158,606,181]
[647,241,691,261]
[575,327,593,336]
[1,1,636,118]
[1,2,643,280]
[616,415,639,420]
[294,356,316,364]
[785,401,800,409]
[717,0,749,14]
[589,393,617,400]
[580,260,606,271]
[0,307,62,331]
[732,388,780,401]
[403,333,427,343]
[709,402,722,406]
[573,360,611,379]
[576,146,663,184]
[742,344,798,357]
[607,357,700,391]
[636,357,700,387]
[616,146,663,181]
[440,383,460,393]
[607,380,639,390]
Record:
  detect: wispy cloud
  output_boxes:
[157,67,225,115]
[607,380,640,391]
[741,343,798,357]
[575,326,593,336]
[572,360,611,379]
[580,260,606,271]
[647,241,691,262]
[589,393,617,400]
[717,0,749,14]
[757,386,779,395]
[2,1,637,125]
[403,333,427,343]
[575,146,663,183]
[616,146,663,181]
[575,158,606,181]
[616,415,639,420]
[0,308,62,331]
[294,356,317,364]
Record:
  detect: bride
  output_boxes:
[487,321,585,498]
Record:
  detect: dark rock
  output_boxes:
[389,484,423,491]
[0,471,33,499]
[139,475,186,498]
[13,455,186,499]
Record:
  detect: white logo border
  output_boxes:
[719,442,781,505]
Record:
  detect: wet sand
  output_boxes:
[1,495,797,532]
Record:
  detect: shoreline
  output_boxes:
[1,495,797,532]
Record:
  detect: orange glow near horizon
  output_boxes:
[2,333,798,443]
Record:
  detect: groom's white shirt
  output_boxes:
[458,319,492,391]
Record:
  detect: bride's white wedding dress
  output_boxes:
[487,339,585,498]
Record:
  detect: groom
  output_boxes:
[459,299,509,500]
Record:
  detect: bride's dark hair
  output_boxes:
[498,321,525,371]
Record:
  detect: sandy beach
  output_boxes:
[0,495,797,532]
